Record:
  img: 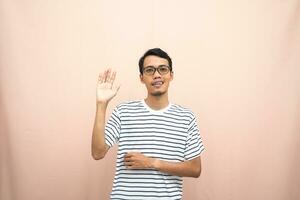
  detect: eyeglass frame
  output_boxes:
[142,65,172,76]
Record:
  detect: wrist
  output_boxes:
[96,102,108,109]
[151,158,160,170]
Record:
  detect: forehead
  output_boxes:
[143,55,169,67]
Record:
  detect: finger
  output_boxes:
[110,71,116,83]
[124,153,132,159]
[112,84,121,93]
[123,156,131,161]
[103,69,109,82]
[107,70,116,85]
[98,72,104,83]
[124,161,133,166]
[125,152,131,156]
[105,68,111,83]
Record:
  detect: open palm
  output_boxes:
[97,69,120,103]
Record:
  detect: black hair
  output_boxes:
[138,48,172,74]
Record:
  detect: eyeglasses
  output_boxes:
[142,65,171,76]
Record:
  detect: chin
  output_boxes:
[150,91,166,97]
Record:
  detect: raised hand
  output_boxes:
[96,69,120,104]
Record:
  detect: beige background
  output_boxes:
[1,0,300,200]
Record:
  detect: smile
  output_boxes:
[151,81,164,87]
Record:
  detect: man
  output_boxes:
[92,48,205,199]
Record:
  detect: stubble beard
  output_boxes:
[151,90,167,97]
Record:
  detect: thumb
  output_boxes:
[113,83,121,93]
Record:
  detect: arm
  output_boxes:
[91,69,120,160]
[124,152,202,178]
[91,102,109,160]
[154,156,201,178]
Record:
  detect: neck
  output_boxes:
[144,93,169,110]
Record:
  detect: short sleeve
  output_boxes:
[105,107,121,148]
[184,113,205,160]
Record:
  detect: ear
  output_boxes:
[139,74,145,84]
[170,71,174,81]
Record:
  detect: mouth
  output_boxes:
[151,81,164,88]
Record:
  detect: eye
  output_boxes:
[159,66,169,73]
[144,67,155,74]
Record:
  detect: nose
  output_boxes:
[153,69,161,78]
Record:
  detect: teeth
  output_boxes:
[153,81,163,86]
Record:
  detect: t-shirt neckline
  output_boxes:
[142,99,171,114]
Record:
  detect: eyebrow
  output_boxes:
[144,65,168,68]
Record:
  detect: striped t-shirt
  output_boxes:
[105,100,205,200]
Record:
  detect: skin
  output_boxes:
[91,55,202,178]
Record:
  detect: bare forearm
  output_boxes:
[152,158,201,178]
[91,102,108,160]
[124,152,201,178]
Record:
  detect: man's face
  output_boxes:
[140,55,173,96]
